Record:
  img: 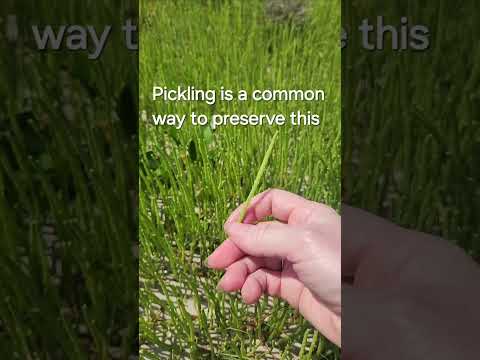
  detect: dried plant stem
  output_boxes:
[238,130,279,223]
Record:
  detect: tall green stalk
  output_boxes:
[238,130,279,223]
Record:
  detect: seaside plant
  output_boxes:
[238,130,279,223]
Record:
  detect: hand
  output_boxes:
[207,189,341,346]
[343,205,480,359]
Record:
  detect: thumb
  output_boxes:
[224,221,302,260]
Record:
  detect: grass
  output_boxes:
[238,130,279,223]
[139,0,340,358]
[0,0,138,358]
[342,1,480,259]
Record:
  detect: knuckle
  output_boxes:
[243,256,258,274]
[302,206,316,224]
[318,203,339,218]
[306,203,339,225]
[299,227,325,256]
[301,228,316,244]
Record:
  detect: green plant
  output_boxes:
[0,1,138,358]
[140,0,340,358]
[342,1,480,258]
[238,130,279,223]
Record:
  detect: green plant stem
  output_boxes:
[238,130,279,223]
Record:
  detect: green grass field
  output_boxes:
[0,1,138,358]
[139,0,340,358]
[342,2,480,259]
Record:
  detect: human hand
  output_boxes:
[207,189,341,346]
[343,205,480,360]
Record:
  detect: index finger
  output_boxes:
[225,188,337,226]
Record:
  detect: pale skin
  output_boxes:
[208,189,480,357]
[207,188,342,345]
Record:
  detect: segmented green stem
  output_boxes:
[238,130,279,223]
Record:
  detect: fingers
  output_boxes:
[240,268,342,347]
[226,188,335,226]
[240,268,282,304]
[208,221,285,269]
[216,256,281,292]
[207,238,244,269]
[210,189,339,269]
[224,221,302,260]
